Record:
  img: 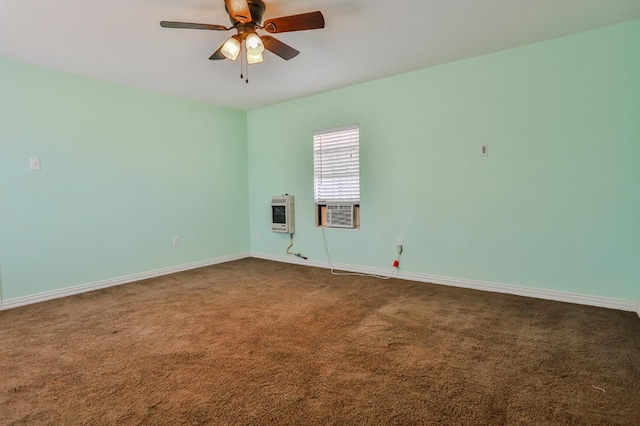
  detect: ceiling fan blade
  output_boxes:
[261,35,300,60]
[263,11,324,33]
[225,0,252,23]
[209,44,226,60]
[160,21,229,31]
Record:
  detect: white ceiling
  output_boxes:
[1,0,639,111]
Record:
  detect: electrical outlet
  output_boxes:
[397,238,404,254]
[481,144,489,156]
[173,236,180,246]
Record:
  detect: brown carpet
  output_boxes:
[1,258,639,425]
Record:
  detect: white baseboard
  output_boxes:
[2,252,637,318]
[0,253,250,311]
[251,252,639,314]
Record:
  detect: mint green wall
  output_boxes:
[248,20,640,302]
[0,59,249,300]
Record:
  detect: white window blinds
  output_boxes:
[313,124,360,203]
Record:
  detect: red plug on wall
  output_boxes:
[393,260,399,268]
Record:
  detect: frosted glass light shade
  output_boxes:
[247,52,264,64]
[245,32,265,56]
[221,36,241,60]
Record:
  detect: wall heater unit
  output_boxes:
[326,203,356,229]
[271,195,295,233]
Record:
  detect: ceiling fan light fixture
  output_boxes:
[161,5,326,77]
[245,32,265,56]
[221,35,242,60]
[247,52,264,65]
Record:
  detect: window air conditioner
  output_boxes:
[326,203,356,229]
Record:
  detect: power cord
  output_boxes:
[286,234,308,259]
[321,227,400,280]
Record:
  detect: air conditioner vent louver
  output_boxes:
[326,203,355,228]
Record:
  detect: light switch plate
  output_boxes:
[30,158,41,171]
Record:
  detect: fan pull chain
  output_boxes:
[237,42,249,84]
[244,42,249,84]
[239,42,244,80]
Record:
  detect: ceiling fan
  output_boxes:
[160,0,325,68]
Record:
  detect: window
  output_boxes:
[313,124,360,228]
[313,124,360,203]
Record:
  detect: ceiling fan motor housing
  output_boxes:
[226,0,266,26]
